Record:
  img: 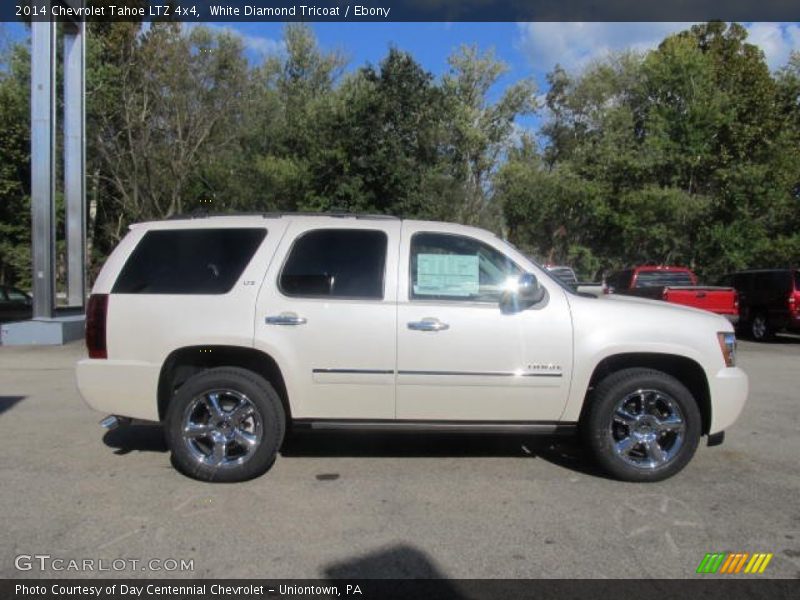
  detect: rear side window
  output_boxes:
[755,272,774,290]
[113,228,267,294]
[607,270,632,290]
[634,271,694,288]
[716,274,733,287]
[279,229,387,299]
[771,270,792,292]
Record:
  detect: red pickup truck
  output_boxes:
[606,266,739,323]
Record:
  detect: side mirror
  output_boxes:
[500,273,546,314]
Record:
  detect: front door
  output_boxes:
[395,225,573,421]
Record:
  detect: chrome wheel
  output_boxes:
[182,389,263,468]
[751,315,767,340]
[609,389,686,470]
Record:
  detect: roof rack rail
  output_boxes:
[166,210,400,221]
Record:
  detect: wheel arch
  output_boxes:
[580,353,711,435]
[157,345,290,422]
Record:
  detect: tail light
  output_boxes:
[86,294,108,359]
[734,291,739,312]
[789,293,799,315]
[717,332,737,367]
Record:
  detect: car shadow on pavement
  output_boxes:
[740,333,800,345]
[100,423,610,479]
[324,544,449,579]
[282,431,609,479]
[102,423,167,455]
[322,545,476,596]
[0,395,25,416]
[770,333,800,344]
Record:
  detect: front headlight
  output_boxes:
[717,332,737,367]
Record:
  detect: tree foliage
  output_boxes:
[0,42,30,287]
[500,22,800,280]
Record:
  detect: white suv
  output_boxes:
[76,214,748,482]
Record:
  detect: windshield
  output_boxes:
[634,271,694,288]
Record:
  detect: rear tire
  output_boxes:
[582,368,701,482]
[750,312,773,342]
[165,367,285,482]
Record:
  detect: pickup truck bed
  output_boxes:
[607,267,739,322]
[662,286,739,320]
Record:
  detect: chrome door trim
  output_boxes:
[398,369,562,378]
[312,368,395,375]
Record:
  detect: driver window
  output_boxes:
[410,232,521,303]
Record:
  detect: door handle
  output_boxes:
[265,313,307,326]
[407,318,449,332]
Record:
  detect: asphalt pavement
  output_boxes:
[1,337,798,579]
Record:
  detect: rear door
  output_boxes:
[254,220,401,420]
[395,223,573,422]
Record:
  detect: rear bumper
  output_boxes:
[708,367,748,435]
[75,359,161,422]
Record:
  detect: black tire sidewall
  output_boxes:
[165,367,285,483]
[583,368,701,482]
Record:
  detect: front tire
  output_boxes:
[582,368,701,482]
[165,367,285,482]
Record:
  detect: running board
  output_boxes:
[292,419,577,435]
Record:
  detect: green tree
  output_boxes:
[249,24,346,212]
[502,22,799,281]
[442,45,537,228]
[93,23,251,233]
[0,41,31,288]
[302,48,447,215]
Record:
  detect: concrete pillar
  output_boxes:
[64,21,87,308]
[30,16,57,319]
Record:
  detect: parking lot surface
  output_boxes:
[1,338,799,579]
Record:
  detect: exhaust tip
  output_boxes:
[99,415,130,430]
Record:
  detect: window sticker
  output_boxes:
[414,254,479,297]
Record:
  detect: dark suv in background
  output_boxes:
[717,269,800,341]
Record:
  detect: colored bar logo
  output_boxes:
[696,552,773,574]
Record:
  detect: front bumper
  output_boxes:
[708,366,748,435]
[76,359,161,422]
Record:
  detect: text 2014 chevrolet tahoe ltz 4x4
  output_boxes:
[76,214,748,482]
